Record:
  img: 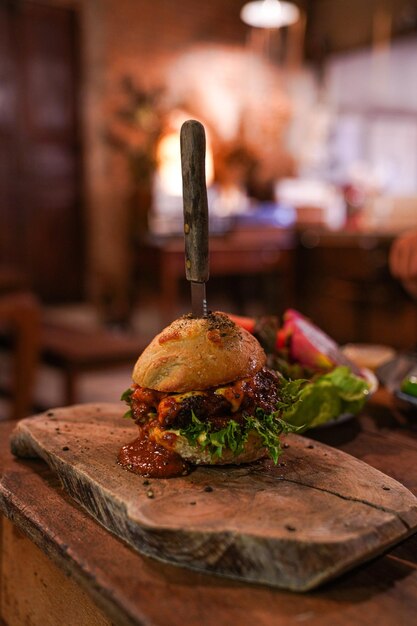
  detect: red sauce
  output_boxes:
[118,428,190,478]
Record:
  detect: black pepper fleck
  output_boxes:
[62,446,69,451]
[285,525,296,532]
[204,486,213,492]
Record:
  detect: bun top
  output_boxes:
[132,311,266,392]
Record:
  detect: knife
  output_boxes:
[180,120,209,318]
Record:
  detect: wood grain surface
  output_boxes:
[7,403,417,592]
[1,518,112,626]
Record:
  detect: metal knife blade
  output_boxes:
[180,120,210,318]
[191,281,208,318]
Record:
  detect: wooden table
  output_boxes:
[137,226,296,323]
[1,388,417,625]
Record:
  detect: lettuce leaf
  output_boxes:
[280,366,369,430]
[120,386,134,419]
[176,409,300,464]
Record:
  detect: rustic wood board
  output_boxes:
[9,403,417,592]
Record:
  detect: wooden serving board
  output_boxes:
[9,403,417,592]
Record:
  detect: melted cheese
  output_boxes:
[173,391,205,403]
[214,384,244,412]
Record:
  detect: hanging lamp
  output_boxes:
[240,0,299,29]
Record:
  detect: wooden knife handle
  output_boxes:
[180,119,209,283]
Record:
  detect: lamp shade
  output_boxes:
[240,0,300,28]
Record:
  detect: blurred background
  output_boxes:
[1,0,417,418]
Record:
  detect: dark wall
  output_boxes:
[0,1,84,302]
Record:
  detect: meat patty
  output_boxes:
[129,367,281,429]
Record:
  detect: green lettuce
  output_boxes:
[174,409,300,464]
[280,366,370,430]
[120,387,134,419]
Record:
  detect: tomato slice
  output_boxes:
[224,313,256,334]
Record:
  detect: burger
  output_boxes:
[119,311,293,478]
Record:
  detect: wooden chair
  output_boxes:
[39,323,145,407]
[0,292,41,420]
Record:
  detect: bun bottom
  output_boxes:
[150,424,267,465]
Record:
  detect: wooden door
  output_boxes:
[0,1,84,302]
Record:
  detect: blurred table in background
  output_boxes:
[136,226,296,323]
[136,223,417,348]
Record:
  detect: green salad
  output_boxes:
[278,366,370,430]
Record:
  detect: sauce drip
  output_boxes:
[118,428,190,478]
